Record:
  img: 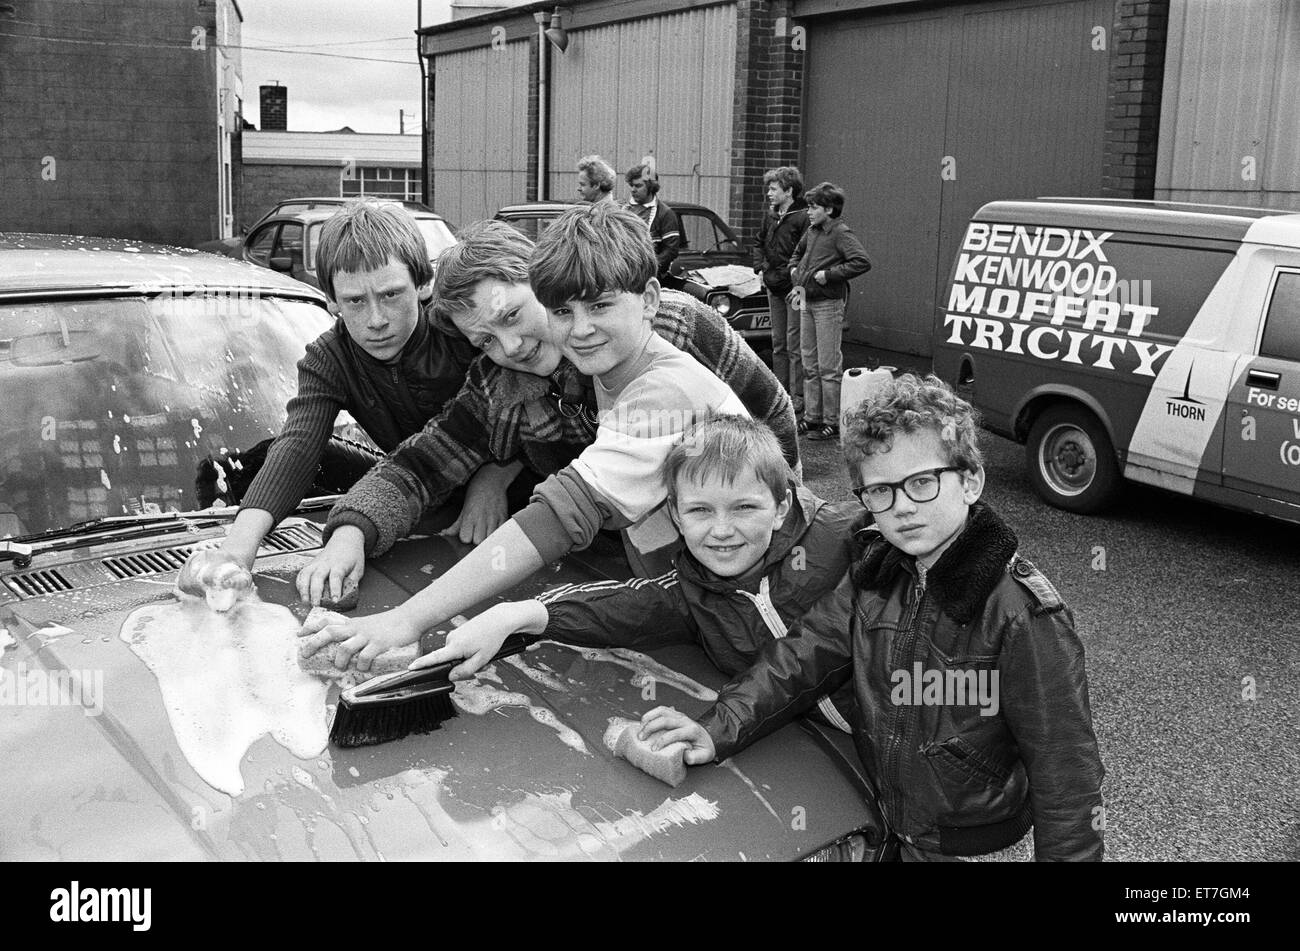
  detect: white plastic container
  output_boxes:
[841,366,895,417]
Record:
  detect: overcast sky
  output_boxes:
[240,0,456,134]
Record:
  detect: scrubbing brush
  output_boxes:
[328,631,534,747]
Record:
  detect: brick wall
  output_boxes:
[729,0,804,246]
[237,164,343,232]
[526,35,539,202]
[0,0,221,247]
[1103,0,1169,199]
[260,86,288,132]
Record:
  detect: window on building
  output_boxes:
[341,166,421,202]
[1260,270,1300,362]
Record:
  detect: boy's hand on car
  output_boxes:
[296,525,365,606]
[411,601,546,680]
[638,706,717,765]
[441,462,515,545]
[176,548,253,613]
[297,607,422,672]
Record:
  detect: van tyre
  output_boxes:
[1026,405,1120,514]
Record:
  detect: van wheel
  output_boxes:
[1026,406,1120,513]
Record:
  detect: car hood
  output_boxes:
[0,526,874,861]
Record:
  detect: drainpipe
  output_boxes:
[418,0,429,206]
[534,10,547,200]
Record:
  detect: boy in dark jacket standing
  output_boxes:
[413,415,857,732]
[788,182,871,441]
[753,167,809,419]
[641,375,1106,861]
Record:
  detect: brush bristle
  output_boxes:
[329,690,458,748]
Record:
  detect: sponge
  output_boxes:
[612,721,688,788]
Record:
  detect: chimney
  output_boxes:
[260,84,287,131]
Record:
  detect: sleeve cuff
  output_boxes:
[323,510,380,556]
[512,499,576,564]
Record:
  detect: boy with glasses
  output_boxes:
[640,374,1106,861]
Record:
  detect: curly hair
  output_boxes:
[842,373,983,475]
[577,154,616,194]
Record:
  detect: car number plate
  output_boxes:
[751,314,771,329]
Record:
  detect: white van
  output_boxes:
[932,198,1300,521]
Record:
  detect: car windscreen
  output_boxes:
[305,219,456,269]
[416,219,457,257]
[0,293,331,536]
[497,215,559,243]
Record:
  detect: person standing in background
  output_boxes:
[624,161,682,285]
[788,181,871,442]
[576,155,616,204]
[754,166,809,424]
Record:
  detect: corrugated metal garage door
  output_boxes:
[805,0,1110,356]
[547,5,736,215]
[1156,0,1300,210]
[431,41,532,226]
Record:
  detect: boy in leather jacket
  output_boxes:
[640,374,1106,861]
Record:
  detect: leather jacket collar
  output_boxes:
[850,501,1019,624]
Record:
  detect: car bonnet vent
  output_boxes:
[4,568,74,597]
[102,547,191,579]
[262,523,322,552]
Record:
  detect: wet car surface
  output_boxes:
[0,235,877,861]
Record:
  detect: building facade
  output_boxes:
[0,0,243,248]
[237,130,423,231]
[420,0,1294,357]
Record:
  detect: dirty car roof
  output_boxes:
[0,233,327,300]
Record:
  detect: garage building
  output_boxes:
[419,0,1298,357]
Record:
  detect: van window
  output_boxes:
[1260,270,1300,362]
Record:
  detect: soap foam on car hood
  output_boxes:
[120,596,329,797]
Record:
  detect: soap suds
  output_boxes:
[120,596,329,796]
[549,643,718,701]
[502,654,568,692]
[452,675,589,756]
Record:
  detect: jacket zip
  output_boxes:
[883,572,926,832]
[736,577,853,733]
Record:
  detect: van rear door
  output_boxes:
[1221,267,1300,508]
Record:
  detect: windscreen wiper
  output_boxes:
[2,496,341,565]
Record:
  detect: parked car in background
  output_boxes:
[495,200,773,360]
[197,197,438,258]
[0,233,882,861]
[206,205,457,291]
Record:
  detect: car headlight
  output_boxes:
[800,830,875,862]
[706,293,733,316]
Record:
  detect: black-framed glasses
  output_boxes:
[852,467,962,513]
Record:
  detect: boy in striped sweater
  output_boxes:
[299,206,794,671]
